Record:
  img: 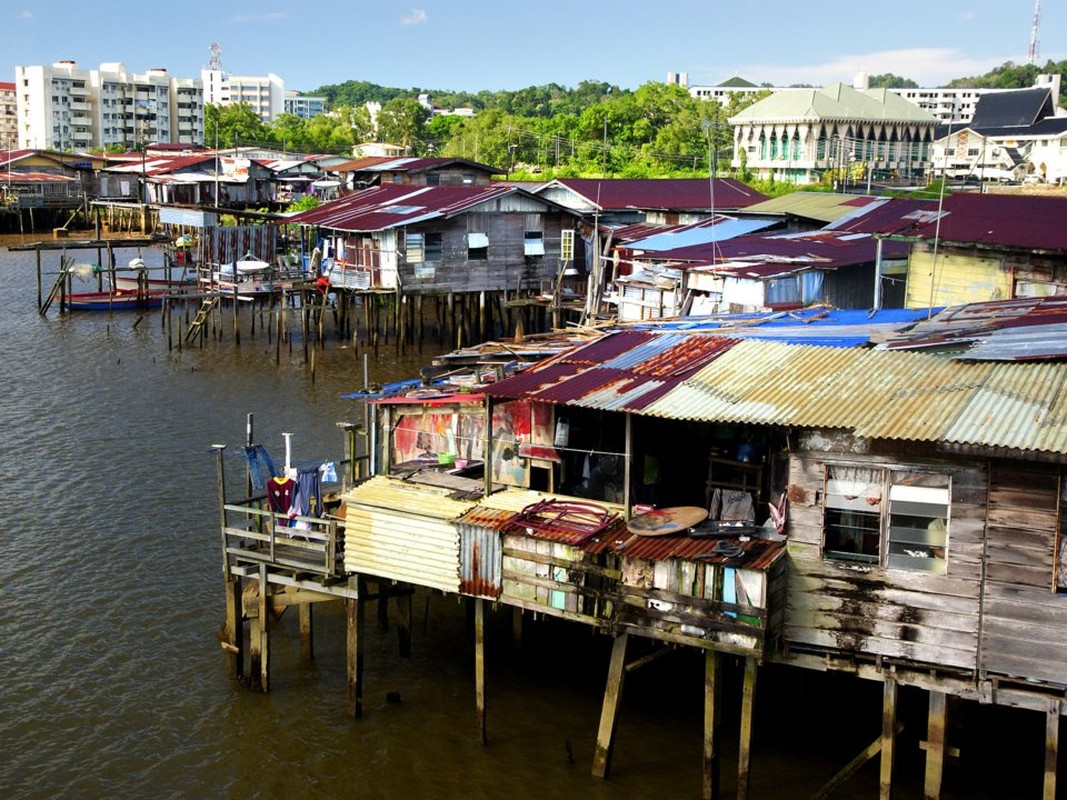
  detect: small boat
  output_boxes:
[66,289,166,311]
[112,273,193,293]
[207,258,277,297]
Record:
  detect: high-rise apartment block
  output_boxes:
[14,60,205,151]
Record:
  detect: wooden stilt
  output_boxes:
[256,564,270,692]
[880,676,898,800]
[299,601,314,661]
[346,576,364,718]
[377,580,390,631]
[592,632,629,779]
[703,650,722,800]
[811,723,902,800]
[512,607,523,654]
[1045,700,1060,800]
[475,597,487,745]
[224,576,243,680]
[397,587,412,659]
[737,656,758,800]
[924,690,947,799]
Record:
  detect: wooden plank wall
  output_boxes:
[397,212,565,295]
[979,461,1067,684]
[782,452,986,672]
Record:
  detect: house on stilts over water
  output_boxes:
[212,294,1067,798]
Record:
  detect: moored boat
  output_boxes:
[66,289,166,311]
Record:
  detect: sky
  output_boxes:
[4,1,1064,94]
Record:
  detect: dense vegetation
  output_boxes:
[202,60,1065,190]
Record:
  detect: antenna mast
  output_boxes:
[209,42,222,71]
[1027,0,1040,65]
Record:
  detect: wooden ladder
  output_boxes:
[184,296,219,341]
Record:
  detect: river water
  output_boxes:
[0,236,1045,799]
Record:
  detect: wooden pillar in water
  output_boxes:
[924,690,947,799]
[214,444,243,680]
[512,607,523,654]
[250,563,270,692]
[299,602,314,661]
[880,676,898,800]
[703,650,722,800]
[475,597,487,745]
[592,632,629,778]
[346,575,364,718]
[397,587,412,659]
[1045,700,1061,800]
[737,656,758,800]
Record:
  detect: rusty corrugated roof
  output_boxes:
[489,332,740,412]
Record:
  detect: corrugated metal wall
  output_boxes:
[343,476,476,593]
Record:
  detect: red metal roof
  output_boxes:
[288,183,533,231]
[908,193,1067,252]
[544,177,767,210]
[489,331,740,411]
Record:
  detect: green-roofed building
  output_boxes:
[727,82,938,185]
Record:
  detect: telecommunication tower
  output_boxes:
[1027,1,1041,65]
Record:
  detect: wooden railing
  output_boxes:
[222,501,344,578]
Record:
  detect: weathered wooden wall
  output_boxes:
[397,208,569,294]
[979,461,1067,684]
[783,447,986,672]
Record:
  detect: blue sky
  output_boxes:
[5,1,1064,93]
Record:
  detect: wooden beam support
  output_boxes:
[812,723,904,800]
[475,597,487,745]
[880,676,898,800]
[346,576,364,718]
[224,576,243,681]
[256,565,270,692]
[737,656,758,800]
[299,601,314,662]
[924,690,947,799]
[592,632,629,779]
[397,585,412,659]
[1045,700,1061,800]
[703,650,722,800]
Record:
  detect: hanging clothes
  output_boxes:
[319,461,338,483]
[295,465,323,519]
[266,476,298,527]
[242,445,279,493]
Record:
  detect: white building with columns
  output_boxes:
[727,82,939,185]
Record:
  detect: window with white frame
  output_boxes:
[823,465,949,573]
[560,229,574,263]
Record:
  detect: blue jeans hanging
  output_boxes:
[242,445,278,493]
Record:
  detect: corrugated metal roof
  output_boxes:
[744,192,883,223]
[643,228,909,269]
[535,177,767,211]
[491,333,740,411]
[646,340,862,425]
[288,183,522,231]
[902,194,1067,253]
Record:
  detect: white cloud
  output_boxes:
[401,9,428,25]
[733,47,1013,89]
[20,10,32,18]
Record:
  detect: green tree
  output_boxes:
[375,97,431,154]
[206,103,271,149]
[866,73,919,88]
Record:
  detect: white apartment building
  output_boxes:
[202,68,285,123]
[14,60,204,151]
[284,92,326,120]
[0,81,16,150]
